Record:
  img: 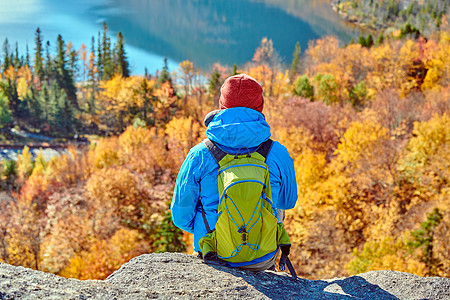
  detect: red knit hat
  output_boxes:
[219,74,264,113]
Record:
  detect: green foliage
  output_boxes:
[115,32,130,78]
[232,63,238,76]
[408,208,444,275]
[0,92,12,129]
[313,73,338,105]
[55,34,77,107]
[153,209,186,253]
[358,35,374,48]
[34,28,45,83]
[208,70,221,97]
[2,38,11,73]
[400,23,421,39]
[290,41,301,83]
[375,33,384,46]
[101,22,115,81]
[349,81,368,108]
[293,75,314,100]
[158,58,172,85]
[0,160,17,190]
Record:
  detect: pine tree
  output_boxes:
[87,37,97,113]
[44,41,53,85]
[136,78,155,126]
[2,39,11,73]
[232,63,238,76]
[158,57,171,85]
[55,35,77,109]
[290,41,301,83]
[34,28,45,83]
[115,32,129,78]
[25,44,30,67]
[13,42,21,68]
[96,31,103,81]
[208,69,221,105]
[408,208,444,276]
[101,22,114,80]
[68,47,78,82]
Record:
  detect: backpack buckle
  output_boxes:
[242,233,247,244]
[238,226,246,233]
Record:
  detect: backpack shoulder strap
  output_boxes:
[204,138,273,164]
[203,139,227,165]
[256,139,273,162]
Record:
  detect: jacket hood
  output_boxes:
[205,107,271,149]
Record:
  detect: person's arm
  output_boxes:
[170,149,202,234]
[274,143,298,210]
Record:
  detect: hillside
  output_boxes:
[332,0,450,36]
[1,253,449,299]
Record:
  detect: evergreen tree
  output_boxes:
[293,75,314,100]
[366,34,374,48]
[21,87,41,129]
[2,39,11,73]
[34,28,45,83]
[96,31,103,81]
[289,41,301,83]
[0,92,12,130]
[232,63,238,76]
[25,44,30,67]
[1,79,20,121]
[55,35,77,108]
[136,78,155,126]
[53,82,75,135]
[101,22,114,80]
[375,33,385,46]
[158,57,171,85]
[208,69,221,105]
[13,42,21,68]
[37,83,50,126]
[44,41,53,85]
[358,36,367,48]
[408,208,444,276]
[87,37,97,113]
[69,48,78,82]
[115,32,129,77]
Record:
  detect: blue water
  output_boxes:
[0,0,363,75]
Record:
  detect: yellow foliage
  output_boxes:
[61,228,149,279]
[118,125,154,156]
[16,146,33,181]
[86,167,140,212]
[165,116,204,166]
[47,147,89,184]
[367,39,421,96]
[422,37,450,91]
[347,237,426,276]
[402,114,450,171]
[333,116,389,168]
[247,64,273,97]
[88,137,120,169]
[98,75,141,111]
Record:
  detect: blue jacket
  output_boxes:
[171,107,298,252]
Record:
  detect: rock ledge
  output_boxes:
[1,253,449,299]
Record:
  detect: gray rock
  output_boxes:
[1,253,449,299]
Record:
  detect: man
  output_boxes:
[171,73,297,267]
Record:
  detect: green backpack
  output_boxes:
[199,138,296,277]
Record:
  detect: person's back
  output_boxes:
[171,74,298,271]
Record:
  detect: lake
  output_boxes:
[0,0,364,75]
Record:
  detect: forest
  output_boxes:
[0,17,449,280]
